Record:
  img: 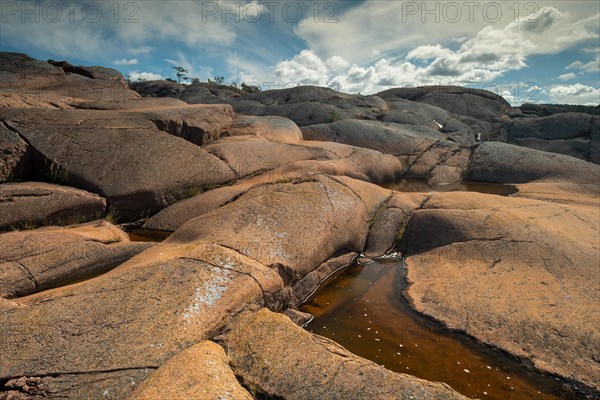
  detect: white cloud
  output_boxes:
[128,47,153,56]
[567,56,600,73]
[114,58,138,66]
[129,71,163,82]
[407,45,453,60]
[549,83,600,104]
[558,73,577,81]
[295,2,600,65]
[274,5,599,98]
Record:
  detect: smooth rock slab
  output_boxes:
[128,341,253,400]
[0,122,30,183]
[222,308,468,400]
[231,115,303,143]
[1,108,236,220]
[467,141,599,184]
[0,242,282,398]
[144,183,255,232]
[0,221,151,298]
[401,191,600,391]
[167,176,391,280]
[0,182,106,231]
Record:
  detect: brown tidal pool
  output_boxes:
[127,228,172,242]
[300,260,589,400]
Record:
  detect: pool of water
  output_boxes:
[127,228,172,242]
[300,260,588,400]
[382,179,517,196]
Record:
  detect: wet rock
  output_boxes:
[1,107,236,220]
[0,221,152,298]
[378,86,511,122]
[400,191,600,391]
[128,341,252,400]
[222,308,468,399]
[0,182,106,231]
[0,122,30,182]
[290,252,357,304]
[467,141,599,184]
[0,242,282,398]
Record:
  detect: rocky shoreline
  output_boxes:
[1,52,598,399]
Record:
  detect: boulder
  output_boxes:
[382,99,477,145]
[0,242,282,398]
[231,115,303,142]
[167,176,391,281]
[467,142,600,184]
[0,221,152,298]
[128,341,253,400]
[144,183,255,232]
[222,308,468,399]
[1,107,236,220]
[302,119,446,155]
[507,113,599,162]
[400,191,600,391]
[206,136,403,184]
[0,52,139,103]
[378,86,511,122]
[129,104,236,146]
[0,122,30,182]
[302,120,469,184]
[0,182,106,231]
[226,86,388,127]
[129,80,184,98]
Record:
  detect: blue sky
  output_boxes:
[1,0,599,104]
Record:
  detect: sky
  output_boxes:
[1,0,599,105]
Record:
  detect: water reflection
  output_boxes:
[300,261,586,400]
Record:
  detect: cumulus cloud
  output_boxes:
[567,56,600,73]
[558,73,577,81]
[295,2,599,65]
[275,5,599,100]
[114,58,138,66]
[549,83,600,104]
[129,71,163,82]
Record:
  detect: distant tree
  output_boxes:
[191,77,201,84]
[172,66,189,83]
[125,73,131,83]
[241,82,261,93]
[209,75,225,85]
[230,80,239,89]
